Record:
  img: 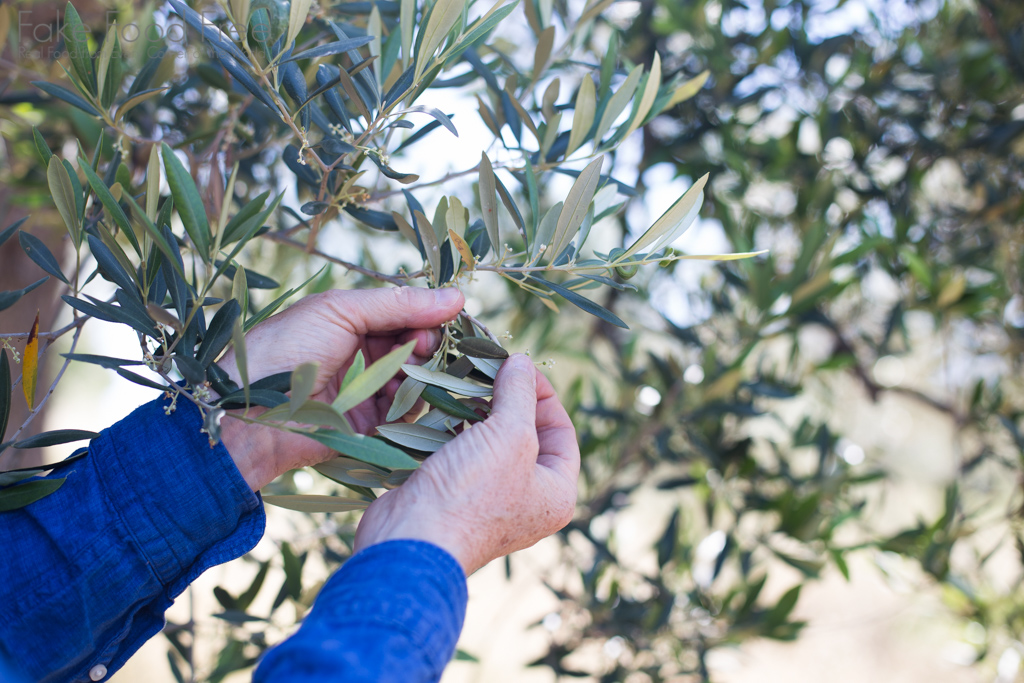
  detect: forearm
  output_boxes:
[254,540,467,683]
[0,394,264,682]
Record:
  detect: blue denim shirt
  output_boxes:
[0,394,467,683]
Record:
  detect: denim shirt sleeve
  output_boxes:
[254,540,468,683]
[0,393,265,683]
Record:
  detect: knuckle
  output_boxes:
[495,416,537,452]
[520,423,540,452]
[546,499,575,534]
[314,289,341,306]
[388,286,415,309]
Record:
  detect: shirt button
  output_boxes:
[89,664,107,681]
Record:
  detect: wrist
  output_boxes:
[357,514,477,575]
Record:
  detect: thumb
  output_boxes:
[490,354,538,430]
[328,286,464,334]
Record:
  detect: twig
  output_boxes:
[0,315,86,340]
[460,311,500,343]
[368,164,483,201]
[262,232,413,285]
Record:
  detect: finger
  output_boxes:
[397,327,442,356]
[328,287,464,336]
[365,335,399,362]
[489,354,538,432]
[535,372,580,479]
[365,329,440,361]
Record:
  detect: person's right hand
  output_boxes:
[354,354,580,575]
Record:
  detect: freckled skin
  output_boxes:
[356,354,580,575]
[217,287,580,575]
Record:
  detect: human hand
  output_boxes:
[217,287,465,490]
[353,354,580,575]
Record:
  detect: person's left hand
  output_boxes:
[216,287,465,490]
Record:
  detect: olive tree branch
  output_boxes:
[262,231,416,285]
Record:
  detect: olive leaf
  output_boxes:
[400,106,458,137]
[244,267,326,332]
[593,64,643,146]
[386,375,427,421]
[531,202,562,261]
[416,407,461,430]
[375,423,454,452]
[549,157,603,264]
[22,314,39,409]
[12,429,98,449]
[78,157,135,241]
[0,277,48,313]
[456,337,509,360]
[314,456,389,487]
[307,429,420,469]
[400,0,415,70]
[622,52,661,140]
[0,478,67,512]
[621,173,707,259]
[392,212,425,258]
[283,36,374,63]
[47,157,81,243]
[284,0,313,59]
[32,82,101,116]
[413,210,441,283]
[115,87,168,121]
[478,152,500,253]
[332,340,416,414]
[263,494,370,513]
[529,275,628,328]
[382,469,415,489]
[260,400,354,434]
[567,76,596,157]
[62,2,96,92]
[288,363,319,416]
[667,70,710,108]
[414,0,465,81]
[420,385,482,422]
[341,350,365,393]
[162,142,212,260]
[196,300,242,367]
[19,231,68,285]
[401,364,492,397]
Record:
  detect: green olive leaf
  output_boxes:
[478,152,500,253]
[567,76,595,157]
[307,429,420,469]
[401,363,492,397]
[288,363,319,416]
[622,173,707,259]
[456,337,509,360]
[0,478,66,512]
[375,422,454,452]
[333,340,416,414]
[386,375,427,421]
[593,65,643,147]
[263,494,369,513]
[548,157,603,264]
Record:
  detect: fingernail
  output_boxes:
[434,287,461,306]
[507,353,531,373]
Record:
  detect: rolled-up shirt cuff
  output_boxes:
[254,539,467,682]
[95,390,265,592]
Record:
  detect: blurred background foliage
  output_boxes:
[2,0,1024,681]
